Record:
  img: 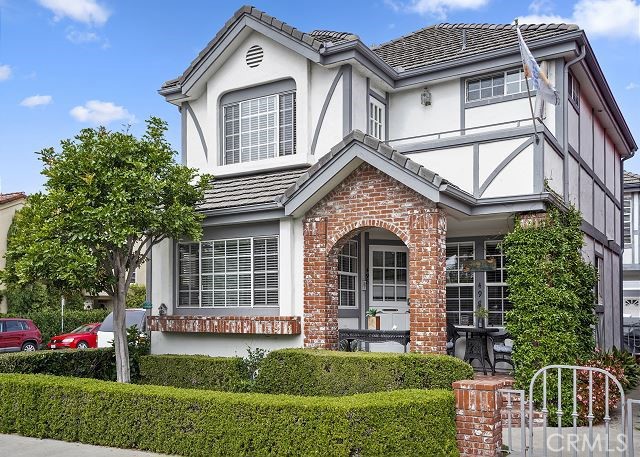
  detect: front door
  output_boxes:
[368,245,409,352]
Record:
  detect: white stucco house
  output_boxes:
[147,6,637,357]
[0,192,27,314]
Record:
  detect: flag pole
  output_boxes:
[515,18,540,144]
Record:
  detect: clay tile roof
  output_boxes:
[371,22,580,71]
[0,192,27,205]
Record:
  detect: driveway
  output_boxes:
[0,434,169,457]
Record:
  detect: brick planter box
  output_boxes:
[147,315,301,335]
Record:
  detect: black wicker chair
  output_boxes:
[446,321,460,356]
[491,332,514,370]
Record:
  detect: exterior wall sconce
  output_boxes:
[421,88,432,106]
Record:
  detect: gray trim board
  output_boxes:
[184,102,208,160]
[533,137,544,194]
[385,91,390,141]
[460,79,466,134]
[342,64,352,136]
[473,144,479,197]
[201,207,285,225]
[180,106,187,165]
[368,89,386,104]
[365,78,370,135]
[311,67,344,155]
[478,138,533,197]
[569,144,621,208]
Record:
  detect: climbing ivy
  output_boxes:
[503,205,597,390]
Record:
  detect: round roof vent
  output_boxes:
[246,45,264,68]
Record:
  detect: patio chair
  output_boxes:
[446,321,460,356]
[492,332,514,370]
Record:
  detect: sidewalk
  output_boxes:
[0,434,169,457]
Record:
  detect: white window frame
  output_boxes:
[338,240,359,309]
[223,92,295,165]
[484,241,510,328]
[177,236,279,308]
[369,97,385,141]
[446,242,475,326]
[466,68,529,103]
[624,194,632,246]
[568,73,580,109]
[369,245,408,307]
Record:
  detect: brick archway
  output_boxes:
[302,163,447,353]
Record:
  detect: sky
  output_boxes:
[0,0,638,195]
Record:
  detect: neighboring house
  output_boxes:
[84,262,147,309]
[148,6,637,357]
[0,192,27,314]
[623,171,640,319]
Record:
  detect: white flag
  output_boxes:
[517,27,560,105]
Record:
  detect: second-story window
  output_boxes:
[467,69,528,102]
[624,195,632,245]
[223,92,296,165]
[568,73,580,108]
[369,98,385,140]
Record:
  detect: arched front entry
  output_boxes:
[302,163,447,353]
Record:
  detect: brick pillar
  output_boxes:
[303,217,338,349]
[408,210,447,353]
[453,379,505,457]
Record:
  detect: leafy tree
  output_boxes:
[3,118,210,382]
[126,284,146,308]
[503,205,597,389]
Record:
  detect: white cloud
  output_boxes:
[38,0,110,26]
[0,64,11,81]
[66,28,99,44]
[20,95,53,107]
[70,100,135,125]
[519,0,640,39]
[385,0,489,19]
[627,82,640,90]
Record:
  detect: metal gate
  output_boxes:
[499,365,631,456]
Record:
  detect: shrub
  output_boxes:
[126,284,146,308]
[253,349,473,396]
[139,355,249,391]
[0,348,115,380]
[0,373,458,457]
[4,308,110,344]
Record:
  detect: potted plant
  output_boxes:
[367,308,381,330]
[474,307,489,328]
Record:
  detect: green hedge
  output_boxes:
[0,373,458,457]
[3,309,110,344]
[0,348,115,381]
[139,354,249,391]
[254,349,473,396]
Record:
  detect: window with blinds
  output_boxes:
[485,241,511,327]
[178,236,279,308]
[624,195,632,245]
[223,92,295,165]
[338,240,358,308]
[445,242,475,326]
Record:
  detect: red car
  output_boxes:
[0,318,42,352]
[48,323,101,350]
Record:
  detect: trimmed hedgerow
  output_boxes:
[253,349,473,396]
[0,348,115,380]
[139,354,250,391]
[0,373,459,457]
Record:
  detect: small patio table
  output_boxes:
[457,326,499,376]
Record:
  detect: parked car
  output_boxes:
[0,318,42,352]
[97,309,147,348]
[47,323,101,350]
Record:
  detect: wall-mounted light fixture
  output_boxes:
[421,87,432,106]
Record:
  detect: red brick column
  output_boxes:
[408,210,447,353]
[303,217,338,349]
[453,379,506,457]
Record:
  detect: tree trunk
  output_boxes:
[113,276,131,383]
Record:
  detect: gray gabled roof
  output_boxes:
[161,5,357,91]
[372,23,580,71]
[199,167,308,213]
[625,171,640,185]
